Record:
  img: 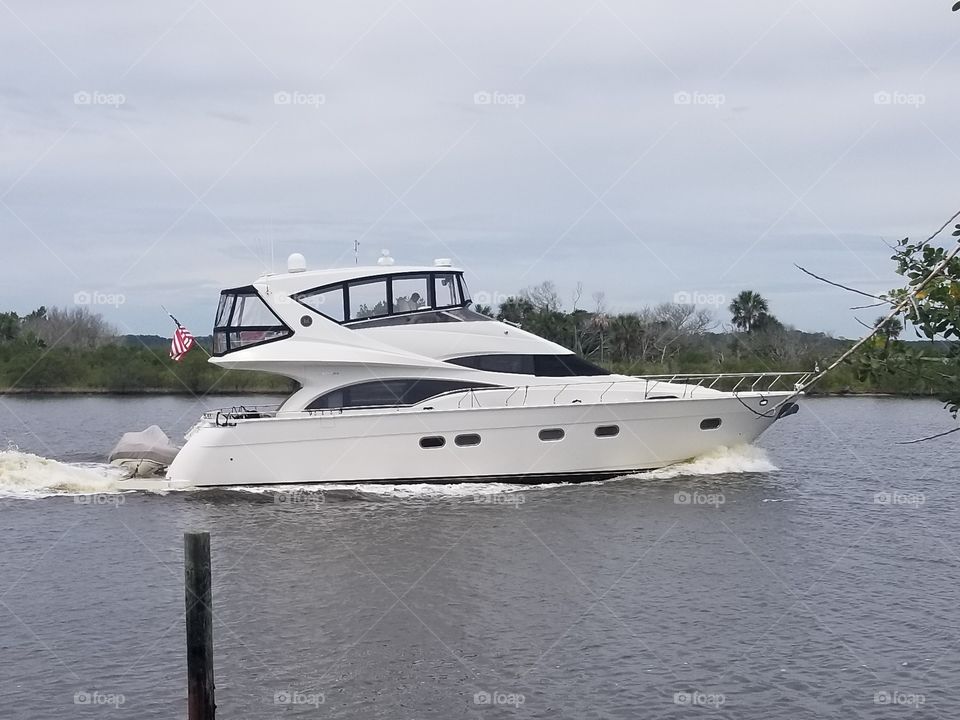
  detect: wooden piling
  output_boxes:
[184,531,216,720]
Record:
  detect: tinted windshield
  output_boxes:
[294,271,470,325]
[213,287,292,356]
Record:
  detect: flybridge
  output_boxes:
[259,252,461,286]
[212,254,489,355]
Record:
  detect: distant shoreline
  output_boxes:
[0,388,289,397]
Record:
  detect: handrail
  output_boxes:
[203,371,813,421]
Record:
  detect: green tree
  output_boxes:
[0,311,20,342]
[874,315,904,350]
[854,220,960,421]
[729,290,774,333]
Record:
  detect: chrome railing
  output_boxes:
[631,371,813,397]
[204,371,813,420]
[203,404,282,425]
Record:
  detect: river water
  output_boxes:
[0,395,957,719]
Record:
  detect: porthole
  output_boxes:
[539,428,565,442]
[595,425,620,438]
[300,315,313,327]
[455,433,481,447]
[700,418,722,431]
[419,436,445,449]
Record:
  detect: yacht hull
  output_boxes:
[154,393,794,489]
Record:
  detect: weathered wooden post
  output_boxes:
[184,531,216,720]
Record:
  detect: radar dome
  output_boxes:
[287,253,307,273]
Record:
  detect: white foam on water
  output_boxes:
[217,481,544,500]
[627,444,778,480]
[0,443,777,500]
[0,450,126,499]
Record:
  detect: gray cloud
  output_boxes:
[1,0,958,338]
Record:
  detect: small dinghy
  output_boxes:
[109,425,179,478]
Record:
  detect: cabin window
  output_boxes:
[700,418,722,430]
[392,275,431,313]
[293,272,479,326]
[348,279,389,320]
[297,286,346,322]
[215,294,230,326]
[213,287,293,356]
[455,433,481,447]
[449,354,534,374]
[420,436,445,449]
[434,273,460,308]
[447,354,609,377]
[306,379,496,410]
[539,428,565,442]
[458,276,473,305]
[595,425,620,438]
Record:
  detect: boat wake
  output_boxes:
[0,444,777,501]
[628,444,778,480]
[0,450,126,499]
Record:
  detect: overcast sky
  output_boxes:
[2,0,958,337]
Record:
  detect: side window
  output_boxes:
[233,294,280,326]
[348,280,389,320]
[434,273,460,308]
[297,285,346,322]
[448,355,534,374]
[533,355,610,377]
[347,380,409,407]
[215,294,231,326]
[306,379,495,410]
[392,275,431,313]
[458,276,472,305]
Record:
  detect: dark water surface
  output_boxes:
[1,395,958,719]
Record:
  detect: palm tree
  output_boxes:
[606,313,642,362]
[729,291,770,333]
[874,315,904,350]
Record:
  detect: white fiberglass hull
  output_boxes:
[150,393,795,489]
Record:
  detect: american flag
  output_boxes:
[169,316,196,362]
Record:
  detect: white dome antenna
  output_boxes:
[377,249,395,266]
[287,253,307,273]
[434,258,452,267]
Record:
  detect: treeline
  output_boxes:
[0,290,949,396]
[479,282,947,396]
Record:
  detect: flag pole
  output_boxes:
[162,305,211,358]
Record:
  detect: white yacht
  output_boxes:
[127,254,807,489]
